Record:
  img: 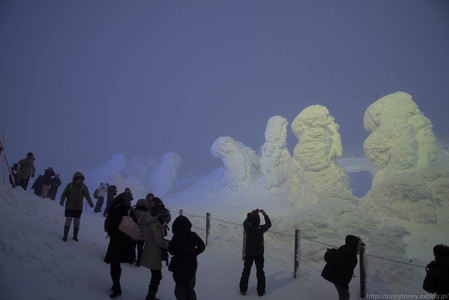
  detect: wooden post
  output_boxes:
[294,229,300,278]
[179,209,183,216]
[206,212,210,246]
[359,242,366,298]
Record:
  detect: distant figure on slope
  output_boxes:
[31,175,43,196]
[104,193,138,298]
[59,172,93,242]
[423,244,449,300]
[239,209,271,296]
[103,185,118,217]
[10,163,19,188]
[168,215,206,300]
[40,167,55,198]
[141,198,171,300]
[16,152,35,190]
[321,235,362,300]
[46,174,61,200]
[94,182,109,213]
[132,199,151,267]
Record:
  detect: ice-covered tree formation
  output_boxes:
[363,91,438,187]
[148,152,182,197]
[211,136,260,191]
[287,105,353,207]
[260,116,291,190]
[360,92,449,254]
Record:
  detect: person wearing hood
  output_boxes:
[321,235,362,300]
[59,172,93,242]
[104,193,138,298]
[168,215,205,300]
[47,174,61,200]
[17,152,35,190]
[141,198,171,300]
[423,244,449,300]
[239,209,271,297]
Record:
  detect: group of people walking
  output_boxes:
[58,172,206,300]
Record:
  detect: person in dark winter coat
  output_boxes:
[31,175,43,196]
[103,185,118,217]
[321,235,362,300]
[239,209,271,296]
[59,172,94,242]
[17,152,35,190]
[104,193,138,298]
[141,199,171,300]
[168,215,205,300]
[40,167,55,198]
[132,199,152,267]
[46,174,61,200]
[423,244,449,300]
[123,187,133,206]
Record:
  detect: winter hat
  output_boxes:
[172,215,192,234]
[136,199,148,208]
[433,244,449,258]
[345,235,361,250]
[248,211,260,226]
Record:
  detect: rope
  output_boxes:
[176,209,426,269]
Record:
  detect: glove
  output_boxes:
[90,203,94,208]
[60,201,64,206]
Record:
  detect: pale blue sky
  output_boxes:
[1,0,448,184]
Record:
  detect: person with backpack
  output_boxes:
[104,193,138,298]
[141,197,171,300]
[168,215,205,300]
[239,209,271,296]
[94,182,109,213]
[17,152,35,190]
[59,172,94,242]
[423,244,449,300]
[321,235,362,300]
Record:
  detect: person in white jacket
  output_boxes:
[94,182,109,213]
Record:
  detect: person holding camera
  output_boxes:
[239,209,271,296]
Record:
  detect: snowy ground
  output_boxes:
[0,177,434,300]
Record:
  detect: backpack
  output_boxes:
[93,188,99,199]
[324,248,337,262]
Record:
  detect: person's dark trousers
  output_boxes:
[239,255,265,295]
[94,196,104,213]
[334,284,350,300]
[110,262,122,296]
[19,178,28,190]
[24,175,31,190]
[146,269,162,299]
[175,276,197,300]
[135,240,145,266]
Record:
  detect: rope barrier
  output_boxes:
[177,209,427,269]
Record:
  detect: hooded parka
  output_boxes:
[60,172,93,211]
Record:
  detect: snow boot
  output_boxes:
[73,227,79,241]
[62,226,70,242]
[145,286,159,300]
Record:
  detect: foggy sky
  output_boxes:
[1,0,449,185]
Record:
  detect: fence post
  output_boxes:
[294,229,300,278]
[359,242,366,298]
[206,212,210,246]
[179,209,183,216]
